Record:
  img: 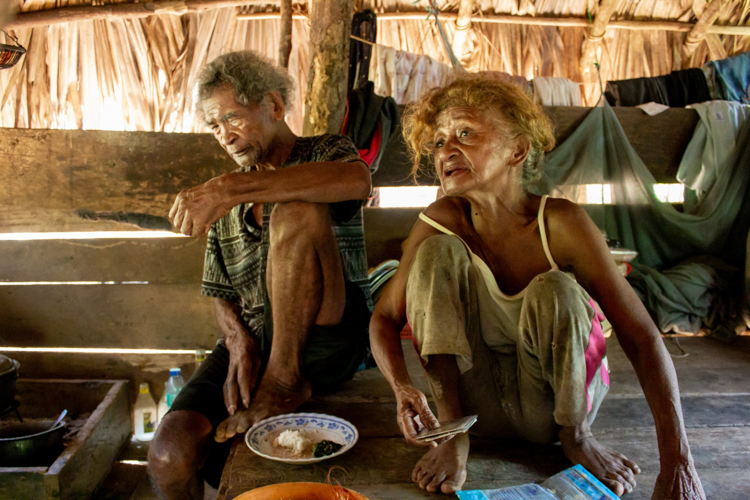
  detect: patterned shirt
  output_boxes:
[201,134,372,338]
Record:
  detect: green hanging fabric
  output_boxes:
[540,102,750,271]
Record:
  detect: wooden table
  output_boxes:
[218,337,750,499]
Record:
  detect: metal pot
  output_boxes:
[0,354,19,411]
[0,420,67,467]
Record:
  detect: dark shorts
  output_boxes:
[168,281,370,488]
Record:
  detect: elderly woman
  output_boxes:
[369,74,705,498]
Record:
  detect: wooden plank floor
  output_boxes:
[215,336,750,500]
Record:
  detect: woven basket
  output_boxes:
[0,43,25,69]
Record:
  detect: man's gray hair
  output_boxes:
[193,51,294,117]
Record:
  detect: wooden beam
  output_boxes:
[278,0,293,68]
[302,0,353,136]
[5,0,269,29]
[372,12,750,36]
[8,4,750,35]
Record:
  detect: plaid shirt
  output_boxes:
[201,134,372,338]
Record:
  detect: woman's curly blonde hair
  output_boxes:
[402,72,555,191]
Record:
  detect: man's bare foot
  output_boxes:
[559,423,640,496]
[412,432,470,494]
[214,373,312,443]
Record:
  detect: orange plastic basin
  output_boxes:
[235,482,369,500]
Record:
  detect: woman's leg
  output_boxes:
[405,235,515,493]
[517,271,637,495]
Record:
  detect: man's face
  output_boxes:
[201,84,275,169]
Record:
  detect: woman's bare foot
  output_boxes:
[214,373,312,443]
[559,422,640,496]
[412,432,470,494]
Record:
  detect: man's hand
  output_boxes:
[395,385,441,448]
[652,461,706,500]
[169,175,232,237]
[224,333,261,415]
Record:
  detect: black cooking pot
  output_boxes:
[0,354,19,410]
[0,420,67,467]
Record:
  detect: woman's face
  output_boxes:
[432,106,524,197]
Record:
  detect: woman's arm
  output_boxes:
[546,201,704,499]
[370,216,445,446]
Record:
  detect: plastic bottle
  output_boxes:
[165,367,185,408]
[156,382,169,427]
[195,348,206,372]
[134,382,157,441]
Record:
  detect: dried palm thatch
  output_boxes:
[1,0,748,131]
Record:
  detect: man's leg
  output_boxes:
[148,344,232,500]
[148,411,214,499]
[216,201,346,437]
[517,271,640,496]
[406,235,515,494]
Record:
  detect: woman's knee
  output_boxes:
[525,271,590,315]
[410,235,469,275]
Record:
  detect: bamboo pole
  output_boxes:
[580,0,619,85]
[451,0,475,60]
[6,0,269,29]
[683,0,724,57]
[370,12,750,36]
[278,0,292,68]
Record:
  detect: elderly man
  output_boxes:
[148,51,372,499]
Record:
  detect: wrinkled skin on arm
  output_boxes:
[544,199,705,500]
[369,217,447,448]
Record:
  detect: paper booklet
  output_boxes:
[456,465,619,500]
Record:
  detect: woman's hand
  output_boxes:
[395,385,440,447]
[652,461,706,500]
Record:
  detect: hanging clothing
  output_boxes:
[605,76,669,107]
[663,68,712,108]
[342,81,400,174]
[705,51,750,104]
[677,101,750,200]
[532,77,582,106]
[368,44,453,105]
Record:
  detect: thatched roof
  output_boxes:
[2,0,749,132]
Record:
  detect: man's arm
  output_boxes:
[547,201,705,500]
[170,160,371,236]
[213,298,261,415]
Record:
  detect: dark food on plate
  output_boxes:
[312,440,343,458]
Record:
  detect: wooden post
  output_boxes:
[302,0,352,136]
[278,0,292,68]
[451,0,474,61]
[683,0,722,58]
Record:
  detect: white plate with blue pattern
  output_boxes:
[244,412,358,464]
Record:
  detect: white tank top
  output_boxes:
[418,195,559,349]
